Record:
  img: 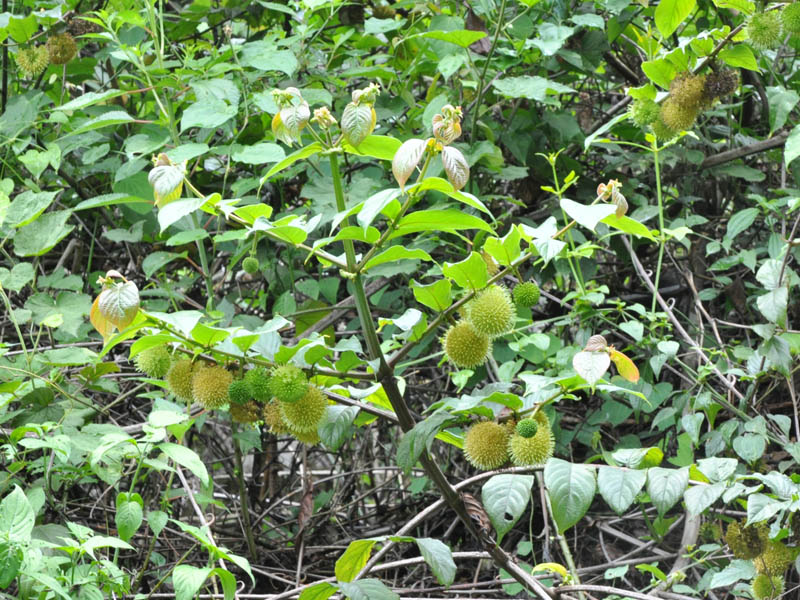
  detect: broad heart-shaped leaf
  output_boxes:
[441,146,469,190]
[609,349,640,382]
[483,226,521,266]
[319,405,359,452]
[298,582,338,600]
[115,492,143,542]
[410,278,453,312]
[655,0,696,38]
[757,288,788,324]
[601,213,656,240]
[97,281,140,330]
[172,565,213,600]
[158,442,210,486]
[560,198,616,232]
[646,467,689,515]
[335,539,378,582]
[0,486,34,543]
[338,579,399,600]
[158,196,206,232]
[746,492,790,525]
[572,350,610,386]
[544,459,596,533]
[442,251,489,290]
[732,434,766,463]
[341,103,376,148]
[481,474,534,542]
[684,481,726,516]
[597,466,646,515]
[416,538,456,586]
[392,138,427,189]
[148,163,185,207]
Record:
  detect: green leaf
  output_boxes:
[646,467,689,515]
[601,214,657,240]
[66,111,135,137]
[158,196,206,232]
[683,482,726,516]
[0,262,34,292]
[757,288,787,324]
[357,188,402,231]
[732,434,766,463]
[142,251,187,278]
[231,142,285,165]
[115,492,143,542]
[408,177,492,215]
[482,474,534,542]
[240,45,298,76]
[397,410,452,474]
[8,14,37,42]
[641,58,677,90]
[299,582,338,600]
[0,486,34,543]
[528,23,575,56]
[363,247,433,272]
[173,565,213,600]
[0,542,22,588]
[442,252,489,290]
[338,579,399,600]
[410,279,453,312]
[335,539,378,582]
[492,76,575,105]
[561,198,616,232]
[57,89,129,111]
[544,459,596,533]
[319,405,359,451]
[389,210,493,240]
[708,559,756,589]
[13,210,74,257]
[263,142,323,181]
[718,45,759,71]
[416,538,456,586]
[148,510,168,537]
[180,100,237,131]
[726,207,759,239]
[74,193,151,211]
[483,227,521,266]
[597,467,646,515]
[785,124,800,167]
[746,493,789,525]
[655,0,696,38]
[159,442,210,486]
[342,135,402,161]
[417,29,487,47]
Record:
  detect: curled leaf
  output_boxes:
[92,279,140,340]
[392,138,427,189]
[341,103,376,148]
[441,146,469,190]
[148,158,186,208]
[583,334,608,352]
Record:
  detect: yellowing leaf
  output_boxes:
[90,295,115,340]
[532,562,569,580]
[609,348,640,382]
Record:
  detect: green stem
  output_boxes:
[652,137,664,313]
[231,421,258,561]
[0,286,30,367]
[470,0,509,141]
[329,153,357,272]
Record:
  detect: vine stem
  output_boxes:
[231,420,258,561]
[651,137,664,313]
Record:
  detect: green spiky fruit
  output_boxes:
[463,421,509,470]
[669,72,707,111]
[228,379,252,406]
[279,385,327,432]
[244,367,272,402]
[270,364,308,404]
[443,321,491,369]
[704,69,739,99]
[467,286,515,337]
[783,3,800,35]
[747,11,783,49]
[698,521,722,542]
[508,411,554,467]
[166,359,198,402]
[242,256,260,275]
[751,573,784,599]
[263,400,290,434]
[660,98,698,132]
[192,365,233,409]
[134,345,171,378]
[725,521,769,560]
[513,281,540,308]
[15,46,49,78]
[629,98,660,127]
[290,426,320,445]
[230,400,262,424]
[651,116,678,140]
[516,418,539,438]
[46,33,77,64]
[755,540,793,575]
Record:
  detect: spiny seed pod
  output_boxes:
[290,425,321,445]
[751,573,785,599]
[228,379,252,406]
[650,116,678,141]
[755,540,793,575]
[629,98,660,128]
[698,521,722,542]
[280,385,327,432]
[669,72,707,112]
[270,364,308,404]
[516,418,538,438]
[230,400,262,424]
[15,46,49,78]
[242,256,260,275]
[46,33,77,65]
[513,282,540,308]
[166,359,198,402]
[747,11,783,50]
[134,345,171,378]
[443,321,491,369]
[263,400,290,434]
[725,520,769,560]
[463,421,509,470]
[467,285,515,338]
[660,98,698,132]
[704,69,739,99]
[192,365,233,409]
[783,3,800,35]
[372,4,396,19]
[245,367,272,403]
[508,411,554,467]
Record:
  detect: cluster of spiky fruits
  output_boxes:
[462,411,555,471]
[15,32,77,78]
[132,346,327,445]
[442,280,540,370]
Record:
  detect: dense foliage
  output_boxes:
[0,0,799,598]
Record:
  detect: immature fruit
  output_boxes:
[270,364,308,404]
[751,574,784,599]
[467,285,515,337]
[725,520,769,560]
[513,281,540,308]
[755,540,793,575]
[134,345,171,378]
[660,98,697,132]
[15,46,49,78]
[516,418,539,438]
[783,3,800,35]
[651,116,678,140]
[704,69,739,99]
[669,72,707,112]
[463,421,509,470]
[46,33,77,64]
[747,11,783,50]
[698,521,722,542]
[228,379,251,406]
[245,367,272,402]
[263,400,290,434]
[242,256,260,275]
[443,321,491,369]
[629,98,660,127]
[192,365,233,409]
[166,359,198,402]
[508,411,554,467]
[290,426,321,445]
[230,400,262,424]
[279,385,327,432]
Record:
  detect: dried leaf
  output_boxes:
[461,492,492,534]
[297,481,314,535]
